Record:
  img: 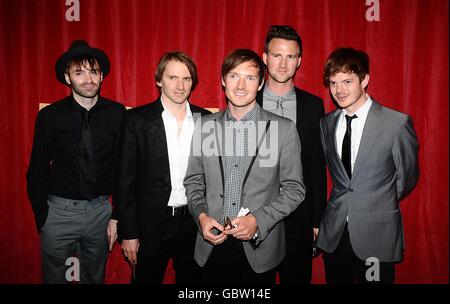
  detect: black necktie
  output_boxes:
[342,114,357,179]
[78,110,98,200]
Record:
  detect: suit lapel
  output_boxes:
[351,101,382,180]
[294,87,305,136]
[327,109,349,179]
[241,105,266,179]
[213,111,227,193]
[146,99,170,183]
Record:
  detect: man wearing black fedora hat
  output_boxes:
[27,40,125,283]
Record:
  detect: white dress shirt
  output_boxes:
[161,100,195,207]
[335,95,373,175]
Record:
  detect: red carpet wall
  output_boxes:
[0,0,447,284]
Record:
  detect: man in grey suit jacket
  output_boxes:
[316,48,419,284]
[184,49,305,284]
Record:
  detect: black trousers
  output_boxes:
[323,224,396,284]
[278,234,313,284]
[278,205,314,284]
[201,237,276,284]
[132,212,201,284]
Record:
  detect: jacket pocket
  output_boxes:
[367,209,400,224]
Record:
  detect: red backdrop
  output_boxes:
[0,0,447,284]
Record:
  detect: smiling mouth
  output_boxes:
[234,91,247,97]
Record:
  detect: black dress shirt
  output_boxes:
[26,95,125,230]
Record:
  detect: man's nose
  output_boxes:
[177,79,184,90]
[336,82,345,93]
[237,77,246,89]
[84,72,93,83]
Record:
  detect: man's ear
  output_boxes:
[64,73,71,85]
[221,77,225,87]
[296,56,302,69]
[262,52,268,65]
[257,78,265,91]
[156,81,162,88]
[362,74,370,90]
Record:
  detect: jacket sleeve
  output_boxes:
[115,111,140,240]
[26,109,51,232]
[310,99,328,228]
[184,119,208,226]
[110,105,126,221]
[393,115,419,200]
[252,121,306,240]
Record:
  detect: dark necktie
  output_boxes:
[276,98,285,116]
[342,114,357,179]
[78,110,98,200]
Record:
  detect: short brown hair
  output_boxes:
[155,51,198,91]
[221,49,266,86]
[323,48,369,87]
[264,25,303,57]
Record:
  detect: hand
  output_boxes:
[121,239,140,266]
[107,219,118,251]
[223,214,257,240]
[198,213,227,245]
[313,228,319,241]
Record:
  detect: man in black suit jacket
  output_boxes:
[257,25,327,284]
[115,51,210,283]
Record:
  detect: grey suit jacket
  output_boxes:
[316,99,419,262]
[184,104,305,273]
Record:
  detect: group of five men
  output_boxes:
[26,25,418,284]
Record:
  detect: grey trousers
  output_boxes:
[40,195,112,284]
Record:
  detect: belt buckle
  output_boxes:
[172,206,176,216]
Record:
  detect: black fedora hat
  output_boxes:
[55,40,110,85]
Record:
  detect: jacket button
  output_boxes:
[348,188,353,192]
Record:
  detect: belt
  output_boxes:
[166,205,188,216]
[48,194,109,205]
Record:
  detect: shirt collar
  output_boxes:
[263,84,296,100]
[342,94,372,122]
[161,98,192,121]
[69,94,103,112]
[225,103,259,122]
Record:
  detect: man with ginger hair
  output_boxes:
[317,47,419,284]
